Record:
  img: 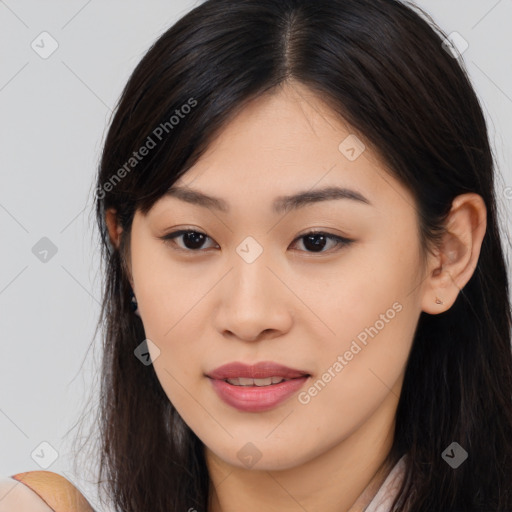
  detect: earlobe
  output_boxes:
[105,208,123,250]
[421,193,487,314]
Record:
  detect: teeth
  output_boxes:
[226,376,290,386]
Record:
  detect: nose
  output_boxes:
[213,251,293,342]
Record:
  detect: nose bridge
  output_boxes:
[231,234,273,300]
[213,234,290,339]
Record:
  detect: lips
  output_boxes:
[207,361,311,412]
[206,361,310,381]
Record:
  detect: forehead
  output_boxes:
[151,82,416,218]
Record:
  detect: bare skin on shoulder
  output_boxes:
[0,471,94,512]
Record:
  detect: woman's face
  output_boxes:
[128,82,430,471]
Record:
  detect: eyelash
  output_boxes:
[159,228,353,255]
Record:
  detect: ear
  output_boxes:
[105,208,135,288]
[105,208,123,250]
[421,193,487,314]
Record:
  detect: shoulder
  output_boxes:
[0,475,54,511]
[0,471,94,512]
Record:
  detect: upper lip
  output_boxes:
[206,361,310,380]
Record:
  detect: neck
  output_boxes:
[345,456,396,512]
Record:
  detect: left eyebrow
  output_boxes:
[164,185,372,215]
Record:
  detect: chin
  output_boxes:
[207,438,317,472]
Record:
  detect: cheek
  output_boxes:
[320,237,418,327]
[131,235,195,326]
[304,290,416,431]
[314,232,421,377]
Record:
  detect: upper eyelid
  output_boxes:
[163,227,346,240]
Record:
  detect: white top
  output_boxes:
[365,455,408,512]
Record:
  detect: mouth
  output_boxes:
[206,367,311,412]
[206,360,311,382]
[220,376,307,387]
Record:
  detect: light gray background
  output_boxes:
[1,1,511,510]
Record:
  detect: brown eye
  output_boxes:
[290,231,353,253]
[161,230,218,252]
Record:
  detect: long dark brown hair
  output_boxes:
[72,0,512,510]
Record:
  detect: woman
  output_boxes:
[4,0,512,511]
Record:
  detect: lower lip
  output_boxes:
[208,376,310,412]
